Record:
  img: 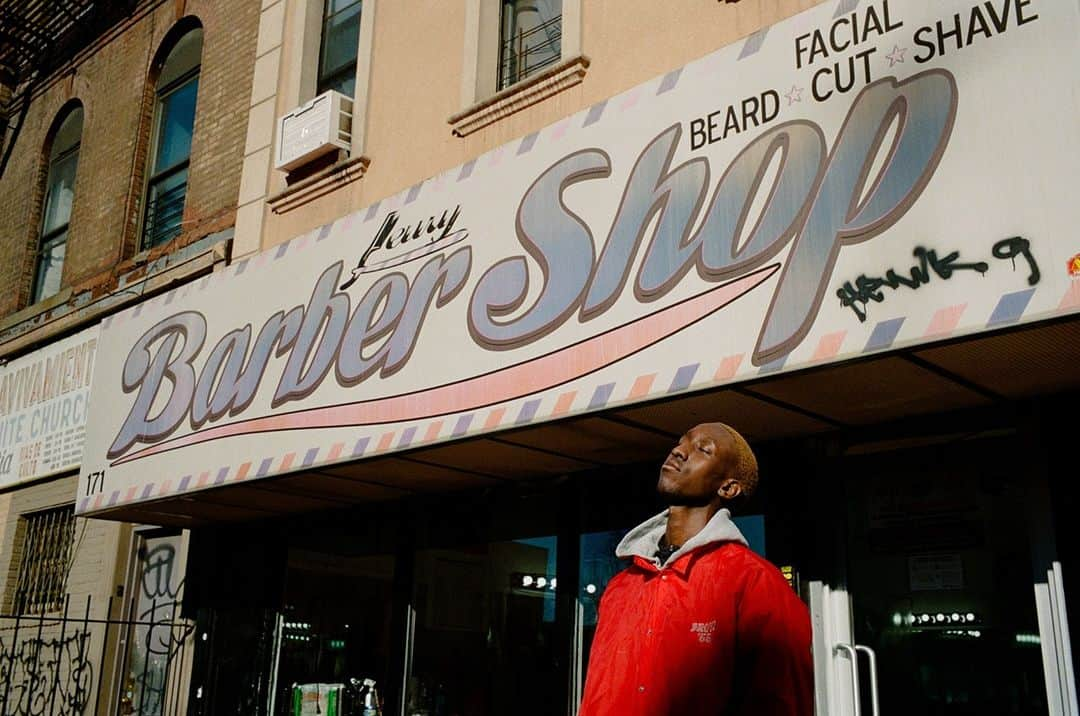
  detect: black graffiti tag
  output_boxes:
[836,237,1039,322]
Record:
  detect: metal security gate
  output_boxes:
[0,594,195,716]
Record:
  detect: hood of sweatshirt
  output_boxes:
[615,508,747,569]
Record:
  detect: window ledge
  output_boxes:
[449,55,590,138]
[268,154,371,215]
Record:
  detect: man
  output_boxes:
[578,422,813,716]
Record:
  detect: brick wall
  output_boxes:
[0,0,261,322]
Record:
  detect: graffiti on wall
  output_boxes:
[120,535,193,716]
[0,627,95,716]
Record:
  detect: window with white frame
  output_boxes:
[142,27,202,251]
[33,105,83,304]
[11,505,77,614]
[317,0,362,97]
[498,0,562,90]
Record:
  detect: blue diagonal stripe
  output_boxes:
[352,437,370,457]
[668,364,700,392]
[757,356,788,375]
[987,288,1036,326]
[864,317,906,352]
[834,0,860,17]
[398,426,417,448]
[738,29,769,59]
[405,183,422,204]
[517,132,539,155]
[452,413,474,437]
[458,160,476,181]
[517,399,542,424]
[256,457,274,478]
[657,69,682,94]
[589,383,616,409]
[583,100,608,127]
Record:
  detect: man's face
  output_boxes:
[656,424,732,506]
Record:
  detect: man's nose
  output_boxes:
[670,444,687,461]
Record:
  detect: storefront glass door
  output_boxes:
[826,440,1056,715]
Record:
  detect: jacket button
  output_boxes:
[638,685,646,693]
[661,574,667,581]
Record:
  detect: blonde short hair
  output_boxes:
[713,422,759,500]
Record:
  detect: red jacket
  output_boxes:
[579,530,813,716]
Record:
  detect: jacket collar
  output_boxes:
[616,508,747,572]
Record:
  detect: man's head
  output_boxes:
[656,422,758,510]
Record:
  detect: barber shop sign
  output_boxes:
[79,0,1080,512]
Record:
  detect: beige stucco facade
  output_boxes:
[234,0,827,258]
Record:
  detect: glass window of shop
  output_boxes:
[407,488,562,716]
[274,519,398,716]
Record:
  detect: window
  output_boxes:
[11,505,76,614]
[318,0,362,97]
[33,105,83,304]
[453,0,582,137]
[498,0,562,91]
[142,27,202,251]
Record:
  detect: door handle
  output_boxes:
[855,644,880,716]
[834,643,861,716]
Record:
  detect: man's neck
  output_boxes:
[665,504,720,547]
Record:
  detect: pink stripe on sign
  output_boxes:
[125,486,138,503]
[924,304,967,336]
[280,452,296,471]
[552,391,578,416]
[235,462,252,481]
[484,408,506,430]
[377,432,395,451]
[1059,281,1080,311]
[196,471,210,488]
[714,354,744,381]
[551,119,572,140]
[160,480,172,496]
[113,265,778,466]
[811,331,847,361]
[618,89,641,111]
[629,374,656,399]
[93,494,103,510]
[424,420,444,442]
[327,442,345,461]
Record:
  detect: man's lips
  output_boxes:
[661,460,680,472]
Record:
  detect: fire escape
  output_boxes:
[0,0,136,179]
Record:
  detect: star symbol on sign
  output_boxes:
[784,85,803,105]
[886,45,908,67]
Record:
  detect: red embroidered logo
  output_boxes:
[1068,253,1080,277]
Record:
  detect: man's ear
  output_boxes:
[717,478,742,501]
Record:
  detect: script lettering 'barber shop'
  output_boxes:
[107,70,957,459]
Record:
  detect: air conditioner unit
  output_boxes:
[275,90,353,172]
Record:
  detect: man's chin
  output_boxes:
[656,484,711,507]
